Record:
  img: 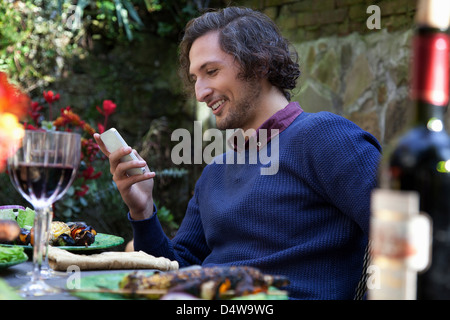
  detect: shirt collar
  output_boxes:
[227,101,303,152]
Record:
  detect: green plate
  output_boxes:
[70,271,289,300]
[70,271,155,300]
[0,255,28,269]
[57,233,124,251]
[0,233,124,252]
[0,248,28,269]
[0,279,22,299]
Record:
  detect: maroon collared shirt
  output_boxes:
[227,101,304,152]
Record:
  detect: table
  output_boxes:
[0,261,155,300]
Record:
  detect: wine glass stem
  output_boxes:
[31,207,47,283]
[42,206,52,271]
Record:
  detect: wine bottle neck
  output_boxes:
[411,27,449,127]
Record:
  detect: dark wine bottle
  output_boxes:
[369,0,450,300]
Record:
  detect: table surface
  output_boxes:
[1,261,155,300]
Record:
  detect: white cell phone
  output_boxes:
[100,128,145,176]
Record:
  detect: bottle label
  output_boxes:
[411,33,449,106]
[368,189,432,300]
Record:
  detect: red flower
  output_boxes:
[97,123,105,134]
[100,100,116,116]
[43,90,60,104]
[75,184,89,198]
[24,123,40,130]
[28,101,43,125]
[81,166,102,180]
[96,99,116,133]
[81,138,101,163]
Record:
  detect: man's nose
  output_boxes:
[195,79,213,102]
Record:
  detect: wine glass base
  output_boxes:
[19,279,61,297]
[16,268,68,280]
[40,268,68,279]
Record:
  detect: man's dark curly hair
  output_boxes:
[179,7,300,101]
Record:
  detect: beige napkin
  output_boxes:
[47,246,179,271]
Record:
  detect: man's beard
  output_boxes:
[215,79,262,130]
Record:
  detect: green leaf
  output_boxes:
[0,246,27,263]
[16,207,35,229]
[79,197,88,207]
[143,0,162,12]
[114,0,124,28]
[62,197,74,207]
[61,208,73,218]
[122,0,144,27]
[0,209,16,221]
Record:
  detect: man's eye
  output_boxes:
[207,69,218,76]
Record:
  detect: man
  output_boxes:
[94,7,381,299]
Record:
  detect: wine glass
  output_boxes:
[7,130,80,296]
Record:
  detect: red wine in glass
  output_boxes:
[11,163,75,205]
[7,130,80,297]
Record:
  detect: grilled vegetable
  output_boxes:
[49,221,71,244]
[17,228,31,245]
[54,233,75,246]
[68,222,97,246]
[119,266,289,299]
[29,228,34,246]
[1,218,98,247]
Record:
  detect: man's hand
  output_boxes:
[93,133,156,220]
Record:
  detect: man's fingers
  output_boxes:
[93,133,110,157]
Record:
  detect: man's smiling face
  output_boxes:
[188,31,263,131]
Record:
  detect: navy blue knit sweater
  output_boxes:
[129,110,382,299]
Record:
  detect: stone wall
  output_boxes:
[235,0,450,147]
[247,0,416,42]
[292,28,413,145]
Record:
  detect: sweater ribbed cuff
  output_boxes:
[127,204,167,253]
